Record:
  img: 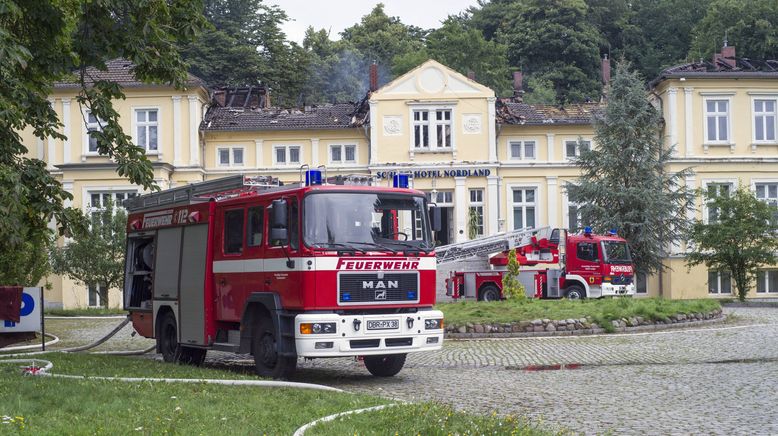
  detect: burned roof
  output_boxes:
[54,58,205,89]
[650,55,778,87]
[202,86,369,132]
[496,100,602,126]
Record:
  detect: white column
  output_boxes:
[454,176,467,243]
[667,88,678,156]
[487,175,499,235]
[36,137,44,161]
[172,96,182,166]
[311,138,320,166]
[546,176,558,228]
[187,95,200,166]
[487,97,497,162]
[369,100,378,164]
[683,175,697,253]
[546,133,555,161]
[61,98,71,164]
[255,139,263,168]
[684,88,694,157]
[47,98,56,169]
[60,181,74,238]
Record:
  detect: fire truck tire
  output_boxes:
[253,316,297,379]
[478,285,501,302]
[158,312,207,365]
[364,353,407,377]
[178,346,206,366]
[565,285,586,300]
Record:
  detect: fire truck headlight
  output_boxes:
[424,319,444,330]
[300,322,336,334]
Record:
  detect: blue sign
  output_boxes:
[0,288,40,332]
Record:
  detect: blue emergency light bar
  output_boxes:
[584,226,592,235]
[305,169,323,186]
[392,174,409,189]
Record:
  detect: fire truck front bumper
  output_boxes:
[600,282,636,297]
[294,310,445,358]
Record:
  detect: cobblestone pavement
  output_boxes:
[24,307,778,435]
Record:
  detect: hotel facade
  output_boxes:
[24,48,778,308]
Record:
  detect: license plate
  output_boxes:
[366,319,399,330]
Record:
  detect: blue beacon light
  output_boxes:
[392,174,409,189]
[305,169,322,186]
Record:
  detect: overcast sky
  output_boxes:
[266,0,481,44]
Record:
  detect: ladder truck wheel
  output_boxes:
[478,284,501,302]
[253,315,297,379]
[565,285,586,300]
[364,353,407,377]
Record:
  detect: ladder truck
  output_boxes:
[439,227,635,301]
[122,170,444,378]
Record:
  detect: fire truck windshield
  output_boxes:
[602,241,632,264]
[303,192,433,252]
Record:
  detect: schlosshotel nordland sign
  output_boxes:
[375,168,491,179]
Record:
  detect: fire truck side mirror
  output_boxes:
[269,199,289,244]
[430,206,442,232]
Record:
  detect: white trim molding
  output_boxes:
[172,96,182,166]
[187,95,200,165]
[487,97,497,162]
[683,87,694,157]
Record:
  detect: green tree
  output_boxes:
[501,249,526,301]
[523,75,557,105]
[0,0,206,284]
[494,0,602,103]
[686,186,778,302]
[300,27,367,104]
[566,63,695,275]
[51,201,127,308]
[690,0,778,61]
[392,18,511,94]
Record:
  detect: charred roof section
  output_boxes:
[650,45,778,87]
[54,58,205,89]
[202,87,369,132]
[496,99,602,126]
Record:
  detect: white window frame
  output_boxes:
[428,190,454,206]
[756,269,778,294]
[752,96,778,145]
[507,138,538,160]
[701,179,737,224]
[702,95,733,148]
[215,146,245,167]
[82,109,105,156]
[329,144,357,165]
[707,270,732,295]
[83,187,140,214]
[88,283,104,307]
[753,179,778,226]
[507,184,540,231]
[407,103,456,154]
[132,107,161,154]
[469,188,485,237]
[564,139,591,159]
[273,145,302,166]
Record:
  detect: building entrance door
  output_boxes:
[434,207,453,246]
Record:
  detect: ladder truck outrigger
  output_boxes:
[439,227,636,301]
[122,169,444,378]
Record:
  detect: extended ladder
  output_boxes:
[123,175,281,212]
[435,227,553,265]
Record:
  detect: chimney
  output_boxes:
[264,86,271,109]
[213,90,226,107]
[512,71,523,100]
[467,70,476,80]
[720,43,736,68]
[601,54,611,84]
[369,63,378,92]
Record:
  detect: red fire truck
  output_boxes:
[442,227,635,301]
[123,171,444,378]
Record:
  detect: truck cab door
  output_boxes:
[243,204,266,299]
[214,207,246,322]
[571,241,602,294]
[265,197,303,308]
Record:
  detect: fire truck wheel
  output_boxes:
[178,346,207,366]
[565,285,586,300]
[158,312,184,363]
[478,285,500,302]
[253,316,297,379]
[364,353,407,377]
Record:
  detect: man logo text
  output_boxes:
[362,280,398,289]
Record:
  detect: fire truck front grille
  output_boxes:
[338,272,419,304]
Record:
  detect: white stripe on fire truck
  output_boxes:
[212,257,436,273]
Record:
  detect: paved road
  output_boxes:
[24,307,778,435]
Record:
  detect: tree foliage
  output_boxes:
[566,63,695,275]
[686,186,778,302]
[51,202,128,308]
[689,0,778,61]
[0,0,206,284]
[501,249,526,301]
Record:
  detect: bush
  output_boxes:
[501,249,526,301]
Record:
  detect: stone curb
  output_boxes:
[445,314,726,339]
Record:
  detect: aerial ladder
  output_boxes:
[434,226,558,265]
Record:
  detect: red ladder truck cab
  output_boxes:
[123,171,444,378]
[445,227,635,301]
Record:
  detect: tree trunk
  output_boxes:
[99,283,110,308]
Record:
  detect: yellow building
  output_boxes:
[32,52,778,308]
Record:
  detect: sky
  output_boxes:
[266,0,482,44]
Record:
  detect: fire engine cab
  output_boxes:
[441,227,635,301]
[123,170,444,378]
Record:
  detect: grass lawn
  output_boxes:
[45,307,127,317]
[0,353,554,435]
[437,297,721,332]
